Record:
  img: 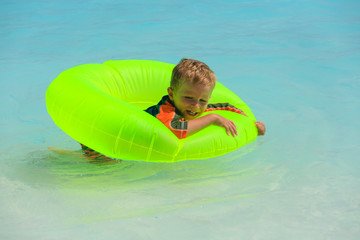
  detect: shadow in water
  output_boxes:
[1,142,263,223]
[5,143,258,188]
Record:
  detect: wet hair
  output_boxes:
[171,58,216,90]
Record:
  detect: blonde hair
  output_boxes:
[171,58,216,90]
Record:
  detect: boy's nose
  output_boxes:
[192,101,200,108]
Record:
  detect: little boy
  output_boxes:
[145,58,266,138]
[81,58,265,160]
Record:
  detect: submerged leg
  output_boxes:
[80,143,120,162]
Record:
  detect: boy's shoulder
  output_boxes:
[145,95,174,116]
[206,102,236,109]
[206,102,244,115]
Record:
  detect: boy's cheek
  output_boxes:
[199,108,206,115]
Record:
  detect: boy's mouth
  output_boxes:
[186,110,198,117]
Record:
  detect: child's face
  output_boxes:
[168,81,213,120]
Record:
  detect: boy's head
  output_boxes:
[170,58,216,90]
[168,58,217,120]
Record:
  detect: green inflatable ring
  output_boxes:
[46,60,258,162]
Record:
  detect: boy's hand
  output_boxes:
[255,121,266,135]
[187,113,238,137]
[213,114,238,137]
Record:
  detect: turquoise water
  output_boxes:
[1,0,359,239]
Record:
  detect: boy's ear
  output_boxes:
[167,87,174,101]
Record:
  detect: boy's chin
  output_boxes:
[184,116,195,121]
[184,111,201,120]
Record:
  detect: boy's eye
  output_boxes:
[184,96,193,100]
[200,99,207,103]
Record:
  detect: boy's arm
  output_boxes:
[206,103,266,136]
[187,113,238,137]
